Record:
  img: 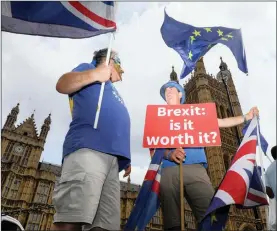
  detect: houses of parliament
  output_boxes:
[1,58,267,231]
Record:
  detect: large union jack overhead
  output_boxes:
[199,116,269,231]
[1,1,116,38]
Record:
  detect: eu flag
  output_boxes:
[160,10,248,79]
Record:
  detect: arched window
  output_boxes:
[220,105,225,118]
[21,146,32,166]
[2,174,15,197]
[239,224,257,231]
[26,213,42,231]
[226,108,232,117]
[224,154,229,172]
[2,141,14,161]
[216,104,221,118]
[226,108,237,135]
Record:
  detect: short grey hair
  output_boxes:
[92,48,117,66]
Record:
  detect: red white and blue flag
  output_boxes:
[124,148,163,231]
[199,116,269,231]
[1,1,116,38]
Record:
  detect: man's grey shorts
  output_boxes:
[52,148,120,230]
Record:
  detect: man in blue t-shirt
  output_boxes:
[155,80,259,230]
[51,49,131,231]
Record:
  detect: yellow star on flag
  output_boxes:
[190,35,196,44]
[221,37,228,41]
[192,29,201,37]
[227,34,233,39]
[211,213,218,224]
[204,28,212,32]
[69,97,75,117]
[188,51,193,60]
[217,29,223,36]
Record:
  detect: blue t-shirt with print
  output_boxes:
[162,147,207,168]
[62,62,131,172]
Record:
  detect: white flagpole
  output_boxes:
[93,33,114,129]
[266,153,273,164]
[256,117,266,185]
[256,116,269,229]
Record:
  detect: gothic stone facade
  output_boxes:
[1,104,57,230]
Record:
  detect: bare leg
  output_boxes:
[50,222,82,231]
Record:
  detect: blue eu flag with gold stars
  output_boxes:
[160,10,248,79]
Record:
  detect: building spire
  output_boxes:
[3,103,20,129]
[12,103,20,115]
[127,175,131,191]
[219,56,228,71]
[170,66,178,82]
[45,113,51,125]
[31,109,35,119]
[194,56,206,75]
[216,56,232,83]
[39,113,51,142]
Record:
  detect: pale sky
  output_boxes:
[2,2,276,185]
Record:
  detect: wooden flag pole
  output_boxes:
[93,33,114,129]
[180,161,185,231]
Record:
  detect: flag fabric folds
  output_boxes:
[124,148,164,231]
[1,1,116,38]
[242,119,268,155]
[160,10,248,79]
[199,117,268,231]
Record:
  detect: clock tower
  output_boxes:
[1,104,59,230]
[1,104,50,168]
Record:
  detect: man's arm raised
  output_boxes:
[56,64,112,95]
[218,106,259,128]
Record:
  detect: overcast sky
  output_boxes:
[2,2,276,185]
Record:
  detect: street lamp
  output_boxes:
[216,57,263,231]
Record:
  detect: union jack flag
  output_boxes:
[124,148,164,231]
[199,116,269,231]
[1,1,116,38]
